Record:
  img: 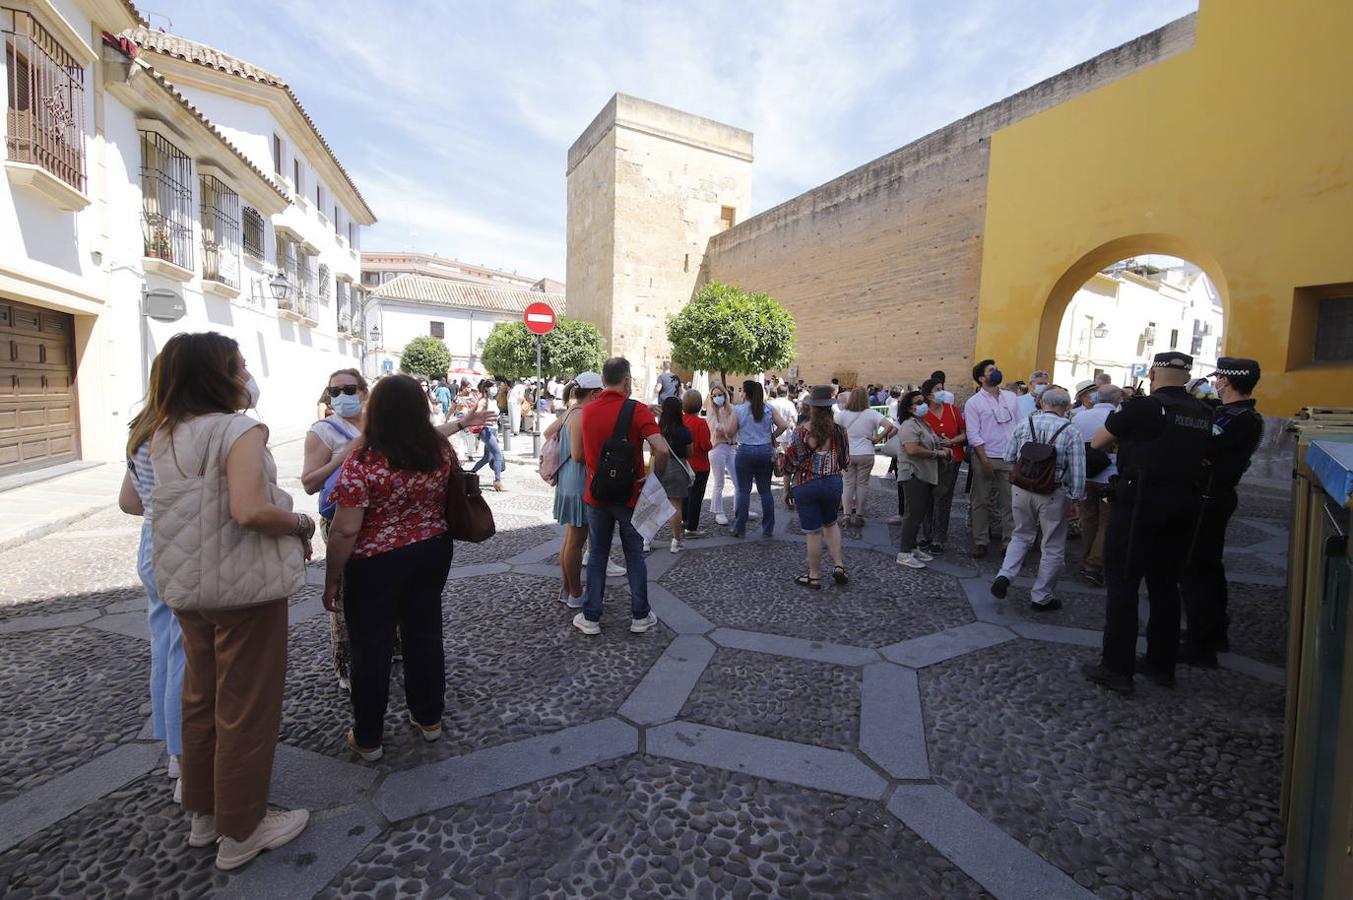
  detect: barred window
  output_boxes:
[317,263,330,303]
[140,130,193,269]
[3,7,87,192]
[241,206,264,260]
[200,174,240,288]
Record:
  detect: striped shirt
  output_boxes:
[1003,411,1086,500]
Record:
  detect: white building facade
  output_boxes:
[1052,261,1223,390]
[0,0,374,476]
[363,275,565,380]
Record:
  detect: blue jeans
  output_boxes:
[791,474,843,533]
[734,444,775,536]
[470,426,504,481]
[583,503,651,623]
[141,523,184,756]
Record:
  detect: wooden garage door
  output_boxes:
[0,299,79,474]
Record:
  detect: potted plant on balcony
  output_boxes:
[146,225,172,261]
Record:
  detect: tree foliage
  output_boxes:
[666,281,797,386]
[480,318,606,380]
[399,335,452,380]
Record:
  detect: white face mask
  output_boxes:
[712,396,726,406]
[935,390,955,405]
[244,376,261,408]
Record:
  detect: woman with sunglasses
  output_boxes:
[302,368,369,692]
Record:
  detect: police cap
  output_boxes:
[1151,351,1192,371]
[1207,357,1260,380]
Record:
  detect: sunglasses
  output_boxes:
[326,385,360,397]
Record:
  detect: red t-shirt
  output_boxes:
[683,413,713,472]
[329,446,452,558]
[924,403,966,463]
[581,389,659,507]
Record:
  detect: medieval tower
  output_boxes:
[566,94,752,396]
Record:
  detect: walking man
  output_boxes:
[574,357,669,635]
[655,362,681,405]
[508,379,526,435]
[1179,358,1263,665]
[964,359,1019,558]
[1082,351,1213,693]
[1072,384,1121,587]
[990,387,1085,610]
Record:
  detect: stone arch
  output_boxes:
[1034,233,1230,374]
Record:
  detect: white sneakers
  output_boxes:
[630,612,660,633]
[214,808,310,871]
[573,611,660,634]
[346,729,383,762]
[408,710,442,742]
[173,777,182,804]
[897,551,927,569]
[189,813,218,848]
[606,560,626,578]
[167,754,180,779]
[913,548,935,562]
[669,539,683,554]
[714,514,729,526]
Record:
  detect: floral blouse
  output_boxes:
[783,424,848,489]
[329,446,453,558]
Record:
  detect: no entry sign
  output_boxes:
[523,302,556,335]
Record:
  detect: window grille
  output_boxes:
[140,130,193,269]
[275,233,297,313]
[3,7,86,192]
[241,206,264,260]
[318,263,330,303]
[200,174,240,288]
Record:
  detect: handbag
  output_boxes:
[315,418,360,521]
[444,446,496,542]
[150,414,305,611]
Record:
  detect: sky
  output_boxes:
[156,0,1198,282]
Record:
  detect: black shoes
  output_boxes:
[1081,662,1134,695]
[1176,643,1219,668]
[1136,655,1177,688]
[1082,569,1105,587]
[1031,597,1062,611]
[990,576,1010,599]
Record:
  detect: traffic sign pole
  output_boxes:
[522,302,556,458]
[533,334,543,457]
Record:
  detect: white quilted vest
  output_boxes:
[149,413,304,610]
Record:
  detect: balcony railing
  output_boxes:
[3,8,86,193]
[201,175,240,289]
[140,130,193,269]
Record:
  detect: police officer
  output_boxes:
[1081,351,1214,694]
[1178,358,1264,666]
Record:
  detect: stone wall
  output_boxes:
[699,14,1197,391]
[567,94,752,396]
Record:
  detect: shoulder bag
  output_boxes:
[444,444,496,542]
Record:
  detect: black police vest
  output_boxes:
[1117,389,1214,487]
[1210,400,1264,490]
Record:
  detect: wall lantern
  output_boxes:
[1093,322,1109,339]
[269,271,290,302]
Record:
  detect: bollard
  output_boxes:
[499,413,511,453]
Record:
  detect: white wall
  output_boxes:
[364,301,516,378]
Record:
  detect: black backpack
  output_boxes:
[1010,415,1073,495]
[590,400,639,504]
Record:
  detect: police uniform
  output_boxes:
[1084,351,1214,691]
[1180,358,1264,662]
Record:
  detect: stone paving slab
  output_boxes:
[618,634,716,724]
[647,721,887,800]
[1007,621,1104,649]
[0,742,161,854]
[0,608,100,634]
[267,744,379,811]
[1219,651,1286,686]
[881,621,1017,668]
[859,663,930,779]
[84,609,152,641]
[215,805,380,900]
[709,626,879,666]
[888,784,1094,900]
[375,718,638,822]
[646,582,714,634]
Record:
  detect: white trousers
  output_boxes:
[708,443,738,518]
[997,486,1071,605]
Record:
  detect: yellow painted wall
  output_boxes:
[976,0,1353,415]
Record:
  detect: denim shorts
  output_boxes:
[791,474,843,533]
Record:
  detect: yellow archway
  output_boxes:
[1035,234,1229,376]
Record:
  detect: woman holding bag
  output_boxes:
[323,375,491,762]
[147,332,314,871]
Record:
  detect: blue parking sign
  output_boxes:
[382,359,394,374]
[1130,362,1148,379]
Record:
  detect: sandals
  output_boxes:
[794,575,822,590]
[832,565,849,585]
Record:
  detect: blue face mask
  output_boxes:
[987,368,1004,386]
[935,390,954,405]
[1032,383,1048,395]
[914,402,930,418]
[333,393,363,418]
[712,396,726,406]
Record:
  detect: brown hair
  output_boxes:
[126,354,163,457]
[846,386,869,412]
[807,404,836,450]
[316,367,368,406]
[682,389,703,414]
[147,332,248,448]
[360,374,448,472]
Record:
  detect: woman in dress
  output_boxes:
[545,374,602,607]
[118,356,185,801]
[301,368,367,691]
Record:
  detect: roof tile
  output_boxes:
[371,275,566,316]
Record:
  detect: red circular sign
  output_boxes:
[523,302,557,335]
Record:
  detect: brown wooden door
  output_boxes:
[0,299,79,473]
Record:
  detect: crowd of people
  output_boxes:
[120,329,1264,870]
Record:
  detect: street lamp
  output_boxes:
[269,271,290,302]
[1093,322,1108,339]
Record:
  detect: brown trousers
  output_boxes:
[1080,481,1112,572]
[176,598,288,840]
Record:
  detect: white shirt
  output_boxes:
[835,408,886,456]
[1072,402,1118,483]
[964,388,1020,459]
[769,398,797,444]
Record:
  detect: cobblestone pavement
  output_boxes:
[0,444,1293,899]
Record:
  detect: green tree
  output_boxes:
[666,280,797,387]
[480,318,606,380]
[399,335,452,380]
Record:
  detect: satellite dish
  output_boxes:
[143,288,186,323]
